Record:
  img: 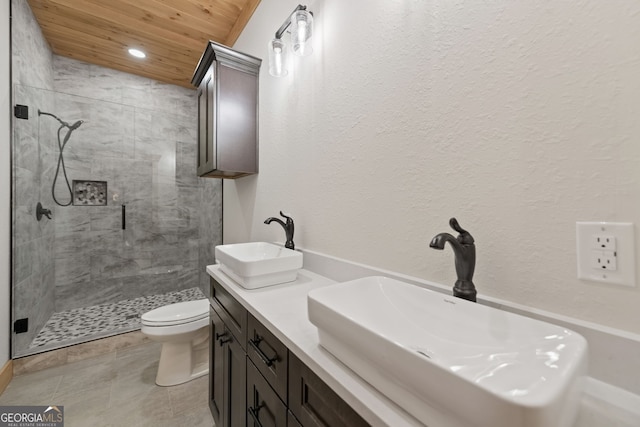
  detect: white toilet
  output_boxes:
[141,299,210,386]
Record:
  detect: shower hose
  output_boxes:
[52,124,75,206]
[38,110,83,206]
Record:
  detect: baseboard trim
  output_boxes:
[0,359,13,395]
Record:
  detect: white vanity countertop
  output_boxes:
[206,264,640,427]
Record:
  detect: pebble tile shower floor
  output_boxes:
[30,287,206,349]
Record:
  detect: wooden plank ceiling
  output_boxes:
[27,0,261,88]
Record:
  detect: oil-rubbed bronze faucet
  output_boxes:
[264,211,295,250]
[430,218,477,302]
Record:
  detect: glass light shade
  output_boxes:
[268,38,288,77]
[291,9,313,56]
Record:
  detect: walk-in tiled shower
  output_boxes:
[11,0,221,357]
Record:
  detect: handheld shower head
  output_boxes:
[69,120,84,131]
[40,110,86,206]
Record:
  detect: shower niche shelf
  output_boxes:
[72,180,107,206]
[192,41,261,179]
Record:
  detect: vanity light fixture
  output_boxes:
[128,48,146,59]
[268,38,288,77]
[268,4,314,77]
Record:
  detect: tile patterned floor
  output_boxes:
[0,341,214,427]
[30,287,206,349]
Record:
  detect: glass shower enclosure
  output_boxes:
[11,83,221,358]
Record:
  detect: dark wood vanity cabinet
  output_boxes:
[209,277,370,427]
[192,41,261,179]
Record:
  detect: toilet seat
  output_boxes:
[141,299,209,327]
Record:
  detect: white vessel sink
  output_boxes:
[308,276,587,427]
[215,242,303,289]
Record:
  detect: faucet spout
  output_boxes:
[430,218,477,302]
[264,211,295,250]
[264,217,286,228]
[429,232,463,252]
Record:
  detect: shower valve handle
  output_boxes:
[36,202,52,221]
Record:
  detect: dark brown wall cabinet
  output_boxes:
[192,41,261,178]
[209,277,370,427]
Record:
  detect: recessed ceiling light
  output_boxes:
[128,48,146,58]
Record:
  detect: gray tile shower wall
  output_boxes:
[11,0,221,356]
[49,56,221,312]
[11,0,57,352]
[199,179,222,290]
[10,0,55,89]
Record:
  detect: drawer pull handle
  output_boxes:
[215,332,228,341]
[249,336,278,367]
[247,403,265,427]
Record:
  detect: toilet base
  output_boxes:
[154,326,210,387]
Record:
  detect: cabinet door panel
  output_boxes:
[247,360,287,427]
[225,334,246,427]
[209,307,225,426]
[207,63,215,171]
[287,411,302,427]
[288,354,370,427]
[216,63,258,174]
[197,65,215,176]
[197,79,206,174]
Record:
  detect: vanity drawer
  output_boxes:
[247,359,287,427]
[211,277,247,350]
[288,353,370,427]
[248,313,289,403]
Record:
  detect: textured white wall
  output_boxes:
[1,0,11,364]
[229,0,640,334]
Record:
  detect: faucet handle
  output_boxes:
[36,202,53,221]
[279,211,292,221]
[449,218,474,245]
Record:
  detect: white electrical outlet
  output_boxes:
[592,235,616,251]
[577,222,635,287]
[590,250,617,271]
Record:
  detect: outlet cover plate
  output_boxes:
[576,222,635,287]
